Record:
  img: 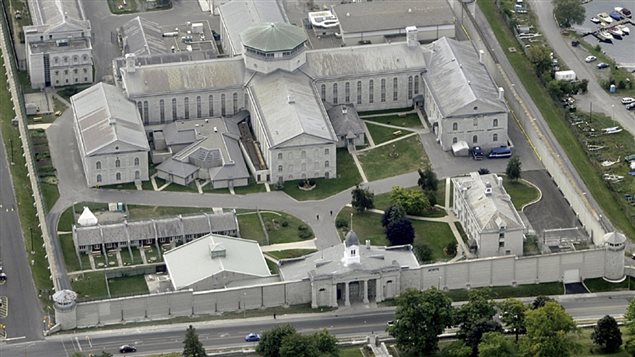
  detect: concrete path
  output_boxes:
[27,123,53,130]
[350,152,369,183]
[356,132,418,153]
[260,239,318,252]
[444,177,452,209]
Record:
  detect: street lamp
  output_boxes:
[243,292,247,318]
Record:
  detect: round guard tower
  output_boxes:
[240,22,308,74]
[53,289,78,330]
[603,231,626,282]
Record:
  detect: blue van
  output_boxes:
[488,146,512,159]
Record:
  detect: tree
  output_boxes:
[279,333,318,357]
[553,0,585,28]
[390,186,430,216]
[521,301,579,356]
[445,241,457,257]
[478,168,490,175]
[442,341,472,357]
[592,315,622,353]
[418,167,438,192]
[389,288,454,355]
[386,218,415,246]
[351,184,374,212]
[414,242,433,263]
[463,319,503,356]
[256,324,297,357]
[578,79,589,94]
[183,325,207,357]
[455,290,499,356]
[498,298,527,342]
[382,204,406,227]
[625,338,635,356]
[526,45,552,75]
[625,297,635,334]
[505,156,522,181]
[531,295,554,309]
[478,332,516,357]
[313,329,338,356]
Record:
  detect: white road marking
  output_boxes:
[74,336,82,351]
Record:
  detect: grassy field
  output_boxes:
[261,212,313,244]
[72,272,109,301]
[127,204,214,220]
[265,249,317,260]
[108,275,149,297]
[338,347,363,357]
[59,233,81,272]
[266,259,279,274]
[584,277,634,292]
[503,177,540,210]
[358,136,428,181]
[233,180,267,194]
[107,0,138,14]
[366,122,407,144]
[412,220,456,262]
[478,0,635,239]
[444,282,564,301]
[40,181,59,212]
[337,207,387,245]
[238,212,266,243]
[364,113,423,128]
[282,149,362,200]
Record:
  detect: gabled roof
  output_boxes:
[327,105,365,138]
[240,23,307,52]
[249,71,337,148]
[27,0,89,30]
[71,82,149,156]
[422,37,507,117]
[121,16,169,56]
[164,234,271,290]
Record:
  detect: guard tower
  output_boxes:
[603,232,626,282]
[240,23,308,74]
[53,289,78,330]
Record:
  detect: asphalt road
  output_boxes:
[0,131,44,341]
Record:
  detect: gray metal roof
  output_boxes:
[71,82,149,156]
[121,16,169,57]
[302,42,427,79]
[279,243,419,281]
[249,71,337,148]
[334,0,454,33]
[452,173,524,233]
[240,23,306,52]
[28,0,86,27]
[219,0,288,55]
[422,37,507,117]
[121,57,246,97]
[327,105,365,138]
[156,158,199,178]
[164,234,271,290]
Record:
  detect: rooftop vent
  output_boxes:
[341,106,348,114]
[209,243,226,259]
[213,126,218,132]
[484,182,493,196]
[287,94,295,104]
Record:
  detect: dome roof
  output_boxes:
[604,231,626,245]
[345,230,360,247]
[240,22,307,52]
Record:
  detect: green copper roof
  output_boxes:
[240,22,307,52]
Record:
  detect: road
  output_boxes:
[0,291,631,357]
[0,130,44,341]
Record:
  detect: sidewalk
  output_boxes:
[260,239,318,252]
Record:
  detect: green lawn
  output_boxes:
[57,206,75,232]
[72,272,108,301]
[266,259,280,274]
[58,233,81,272]
[282,149,362,200]
[454,222,468,243]
[584,277,634,292]
[107,0,138,14]
[261,212,313,244]
[265,249,317,260]
[411,220,456,262]
[373,186,447,218]
[358,136,428,181]
[120,248,143,266]
[40,181,59,212]
[108,275,149,297]
[337,207,387,246]
[503,177,540,210]
[366,122,408,144]
[338,347,363,357]
[478,0,635,239]
[364,113,423,128]
[126,204,214,220]
[237,212,266,243]
[444,282,564,301]
[233,180,267,194]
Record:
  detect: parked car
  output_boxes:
[627,102,635,110]
[245,333,261,342]
[470,146,485,160]
[488,146,513,159]
[119,345,137,353]
[622,97,635,105]
[585,55,597,63]
[597,62,609,69]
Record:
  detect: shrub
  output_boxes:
[281,220,289,227]
[335,218,349,229]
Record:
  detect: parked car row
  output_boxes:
[470,146,513,160]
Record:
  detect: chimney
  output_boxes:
[213,126,218,133]
[366,240,371,249]
[498,87,504,100]
[124,53,136,73]
[341,106,348,114]
[484,182,492,196]
[406,26,418,48]
[497,176,503,187]
[287,94,295,104]
[478,50,484,64]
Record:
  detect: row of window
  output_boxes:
[277,161,329,172]
[451,119,499,131]
[55,77,90,85]
[95,158,140,170]
[146,93,242,124]
[451,134,499,145]
[52,54,89,64]
[53,68,89,76]
[277,148,329,160]
[96,170,141,183]
[319,76,420,105]
[278,172,331,182]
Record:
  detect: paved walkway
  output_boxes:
[260,239,318,252]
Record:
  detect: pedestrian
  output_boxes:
[273,313,277,319]
[330,210,333,216]
[317,214,320,220]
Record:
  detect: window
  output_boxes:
[54,70,59,76]
[473,118,478,127]
[159,99,165,123]
[452,123,458,131]
[221,94,226,116]
[325,148,329,155]
[278,165,283,172]
[380,79,386,102]
[472,135,478,144]
[408,76,413,99]
[96,174,102,183]
[320,84,326,101]
[325,161,330,168]
[369,80,374,103]
[356,81,362,104]
[196,96,202,118]
[115,159,121,168]
[83,68,87,73]
[332,83,338,104]
[143,101,148,124]
[73,68,78,74]
[345,82,350,103]
[414,76,420,95]
[493,118,499,127]
[137,101,142,117]
[172,98,177,121]
[116,172,121,181]
[325,171,330,179]
[54,57,59,64]
[134,157,140,166]
[63,56,68,63]
[96,161,101,170]
[493,133,498,142]
[393,77,398,101]
[278,152,283,160]
[233,92,238,113]
[73,55,78,63]
[452,137,458,144]
[184,97,189,119]
[208,95,214,116]
[82,54,88,61]
[135,171,140,180]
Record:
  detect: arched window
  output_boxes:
[96,161,101,170]
[408,76,413,99]
[452,137,458,144]
[159,99,165,123]
[493,118,499,127]
[135,171,140,180]
[452,123,458,131]
[196,96,202,118]
[493,133,498,142]
[325,161,330,168]
[320,84,326,101]
[380,78,386,102]
[171,98,177,121]
[233,92,238,113]
[116,172,121,181]
[208,95,214,116]
[356,81,362,104]
[96,174,102,183]
[221,94,226,116]
[278,165,283,172]
[278,153,283,160]
[184,97,189,119]
[393,77,398,101]
[115,159,120,168]
[134,157,139,166]
[345,82,350,103]
[472,135,478,144]
[369,80,374,103]
[414,76,420,95]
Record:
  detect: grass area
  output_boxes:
[144,246,161,263]
[57,202,110,232]
[40,181,59,212]
[261,212,313,244]
[366,122,408,144]
[108,275,149,297]
[120,248,143,266]
[444,282,564,301]
[503,177,540,210]
[265,259,280,274]
[234,180,267,194]
[578,327,630,356]
[282,149,362,200]
[358,136,428,181]
[337,207,387,246]
[584,277,634,292]
[358,108,413,116]
[237,212,266,243]
[265,249,317,260]
[56,85,92,102]
[338,347,363,357]
[107,0,138,14]
[454,222,468,243]
[58,233,81,272]
[126,204,214,220]
[411,220,456,262]
[364,113,423,128]
[71,272,108,301]
[373,186,447,218]
[478,0,635,239]
[0,55,53,303]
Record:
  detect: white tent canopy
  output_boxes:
[451,141,470,157]
[77,206,98,227]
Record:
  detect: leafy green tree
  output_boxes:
[592,315,622,353]
[498,298,527,342]
[279,333,318,357]
[531,295,554,309]
[386,218,415,246]
[445,241,457,257]
[478,332,516,357]
[382,204,406,227]
[351,184,374,212]
[526,45,552,75]
[625,338,635,355]
[183,325,207,357]
[505,156,522,181]
[390,186,430,216]
[388,288,454,355]
[313,329,338,356]
[625,297,635,334]
[414,242,433,263]
[464,319,503,356]
[553,0,585,27]
[256,324,297,357]
[521,301,579,356]
[418,167,438,192]
[441,341,471,357]
[455,290,498,355]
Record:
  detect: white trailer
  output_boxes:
[554,70,577,81]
